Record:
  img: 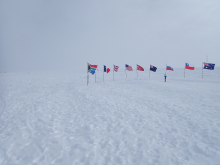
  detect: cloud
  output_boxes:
[0,0,219,72]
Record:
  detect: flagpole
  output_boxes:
[125,65,127,79]
[149,64,150,79]
[166,64,167,73]
[202,62,203,79]
[113,64,114,81]
[136,64,138,78]
[184,63,185,78]
[103,65,104,82]
[87,62,88,86]
[95,71,96,83]
[87,62,89,86]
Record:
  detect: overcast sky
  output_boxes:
[0,0,220,72]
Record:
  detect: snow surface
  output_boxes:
[0,68,220,165]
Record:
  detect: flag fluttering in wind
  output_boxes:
[204,63,215,70]
[114,65,119,72]
[125,64,133,71]
[185,63,195,70]
[166,66,174,71]
[88,63,98,75]
[150,65,157,72]
[104,65,110,73]
[137,65,144,71]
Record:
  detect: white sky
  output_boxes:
[0,0,220,72]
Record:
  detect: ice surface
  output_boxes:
[0,68,220,165]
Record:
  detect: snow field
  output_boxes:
[0,68,220,165]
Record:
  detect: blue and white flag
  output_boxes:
[150,65,157,72]
[204,63,215,70]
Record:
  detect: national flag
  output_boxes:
[137,65,144,71]
[104,65,110,73]
[204,63,215,70]
[166,66,174,71]
[125,64,133,71]
[114,65,119,72]
[90,70,95,75]
[150,65,157,72]
[185,63,195,70]
[90,64,98,69]
[88,63,98,74]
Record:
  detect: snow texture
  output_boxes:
[0,68,220,165]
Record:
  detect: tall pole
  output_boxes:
[103,65,104,82]
[125,65,127,79]
[166,64,167,73]
[113,64,114,81]
[95,71,96,83]
[202,62,203,79]
[136,64,138,78]
[184,63,185,78]
[87,62,88,86]
[149,65,150,79]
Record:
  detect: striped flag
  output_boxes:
[166,66,174,71]
[104,65,110,73]
[125,64,133,71]
[185,63,195,70]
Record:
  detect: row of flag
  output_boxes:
[87,62,215,85]
[88,63,215,75]
[87,64,157,74]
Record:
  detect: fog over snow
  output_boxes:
[0,0,220,72]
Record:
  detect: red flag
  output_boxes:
[90,64,98,68]
[107,68,110,73]
[137,65,144,71]
[125,64,133,71]
[185,63,195,70]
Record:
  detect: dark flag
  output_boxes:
[204,63,215,70]
[150,65,157,72]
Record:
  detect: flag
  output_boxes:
[185,63,195,70]
[90,70,95,75]
[88,63,98,74]
[166,66,174,71]
[204,63,215,70]
[137,65,144,71]
[90,64,98,69]
[104,65,110,73]
[114,65,119,72]
[125,64,133,71]
[150,65,157,72]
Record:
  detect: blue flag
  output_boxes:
[150,65,157,72]
[90,70,95,74]
[204,63,215,70]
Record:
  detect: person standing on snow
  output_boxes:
[164,73,167,82]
